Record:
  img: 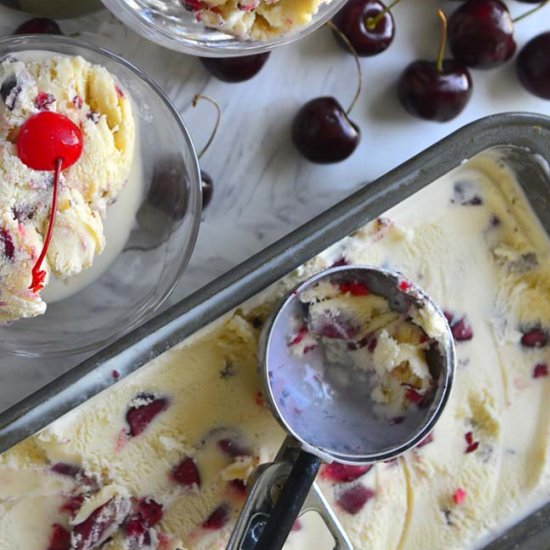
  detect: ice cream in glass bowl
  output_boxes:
[0,35,202,357]
[100,0,350,56]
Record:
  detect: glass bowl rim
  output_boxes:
[0,34,202,358]
[100,0,349,57]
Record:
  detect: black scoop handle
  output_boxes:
[254,450,322,550]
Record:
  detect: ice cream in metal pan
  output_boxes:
[0,116,549,549]
[230,265,455,550]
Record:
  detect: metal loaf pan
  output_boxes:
[1,113,550,549]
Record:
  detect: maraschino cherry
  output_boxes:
[192,94,221,209]
[398,10,472,122]
[292,22,361,163]
[332,0,400,57]
[17,111,83,292]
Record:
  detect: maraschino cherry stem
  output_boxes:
[366,0,403,30]
[29,158,62,293]
[192,94,221,160]
[513,0,549,23]
[436,9,447,74]
[327,21,362,115]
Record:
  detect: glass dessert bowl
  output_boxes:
[101,0,349,57]
[0,35,201,358]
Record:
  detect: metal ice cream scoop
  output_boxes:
[228,265,456,550]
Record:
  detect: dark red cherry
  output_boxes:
[15,18,62,35]
[201,53,270,83]
[398,10,472,122]
[398,60,472,121]
[448,0,516,69]
[292,97,360,163]
[201,170,213,209]
[17,112,83,171]
[517,32,550,99]
[332,0,395,57]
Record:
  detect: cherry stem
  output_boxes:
[192,94,221,160]
[365,0,403,30]
[29,158,62,293]
[436,9,447,74]
[513,0,549,23]
[327,20,362,115]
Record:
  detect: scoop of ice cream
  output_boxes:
[185,0,332,40]
[292,278,436,415]
[0,53,135,322]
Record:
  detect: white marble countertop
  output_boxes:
[0,0,549,412]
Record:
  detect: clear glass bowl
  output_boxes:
[101,0,349,57]
[0,35,202,358]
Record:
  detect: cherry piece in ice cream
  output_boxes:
[0,229,15,261]
[533,363,549,379]
[452,488,467,505]
[321,463,372,483]
[336,485,375,514]
[171,456,201,488]
[71,499,123,550]
[444,311,474,342]
[520,327,548,348]
[126,394,169,437]
[47,524,71,550]
[202,503,231,530]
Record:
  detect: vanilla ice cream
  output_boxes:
[0,151,549,550]
[290,278,440,416]
[0,53,135,323]
[182,0,334,40]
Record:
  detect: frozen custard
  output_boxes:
[0,53,135,323]
[0,153,549,550]
[290,278,445,417]
[182,0,334,40]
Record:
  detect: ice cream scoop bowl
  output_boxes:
[229,266,456,550]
